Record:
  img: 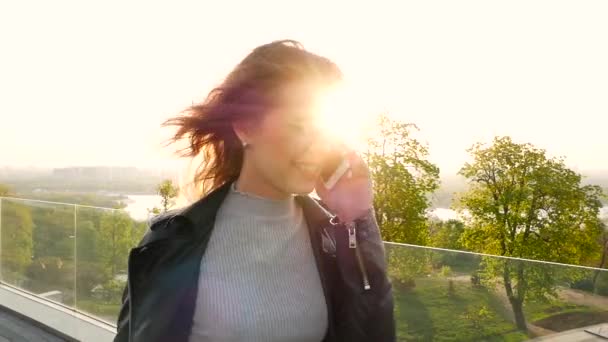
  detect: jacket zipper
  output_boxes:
[347,222,371,291]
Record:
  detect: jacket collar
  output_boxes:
[180,181,232,238]
[179,181,332,238]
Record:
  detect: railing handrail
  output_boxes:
[386,241,608,273]
[0,196,121,211]
[2,196,607,272]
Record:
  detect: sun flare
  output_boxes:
[315,82,380,152]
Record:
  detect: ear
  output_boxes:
[232,120,254,147]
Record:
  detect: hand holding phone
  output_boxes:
[316,150,373,223]
[320,150,351,189]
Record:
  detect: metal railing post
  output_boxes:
[73,204,78,309]
[0,197,3,281]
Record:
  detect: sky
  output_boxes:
[1,0,607,175]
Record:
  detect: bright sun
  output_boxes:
[315,82,380,152]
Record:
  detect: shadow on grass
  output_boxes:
[395,287,435,341]
[394,277,529,341]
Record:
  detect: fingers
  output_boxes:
[345,151,370,178]
[314,177,329,197]
[315,150,372,205]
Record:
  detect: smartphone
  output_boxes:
[320,149,350,189]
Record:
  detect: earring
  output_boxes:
[242,141,249,149]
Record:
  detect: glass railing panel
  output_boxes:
[386,243,608,341]
[3,195,608,340]
[74,206,147,323]
[1,198,76,307]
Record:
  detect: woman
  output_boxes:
[115,40,395,342]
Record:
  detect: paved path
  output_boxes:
[557,288,608,310]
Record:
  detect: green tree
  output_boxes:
[428,219,479,275]
[76,210,144,298]
[1,201,34,284]
[30,205,75,260]
[365,114,440,244]
[592,221,608,293]
[461,304,495,337]
[147,207,161,216]
[364,115,439,290]
[386,244,431,291]
[0,183,14,197]
[157,179,179,213]
[76,220,98,262]
[457,136,604,331]
[26,256,75,296]
[98,211,134,277]
[75,219,111,297]
[430,219,465,250]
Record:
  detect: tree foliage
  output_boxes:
[98,211,144,277]
[430,219,466,250]
[592,221,608,292]
[1,200,33,284]
[0,183,14,197]
[26,256,75,294]
[456,136,604,331]
[157,179,179,213]
[1,191,146,318]
[386,244,432,292]
[365,114,440,245]
[31,205,75,260]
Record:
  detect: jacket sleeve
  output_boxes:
[333,209,396,341]
[113,213,180,342]
[354,209,395,341]
[114,225,157,342]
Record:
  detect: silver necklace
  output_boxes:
[231,181,293,201]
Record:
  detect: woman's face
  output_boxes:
[241,84,334,195]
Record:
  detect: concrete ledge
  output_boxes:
[0,305,76,341]
[0,283,117,342]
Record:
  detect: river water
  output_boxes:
[122,195,608,223]
[123,194,163,221]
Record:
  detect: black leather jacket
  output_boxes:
[115,182,395,342]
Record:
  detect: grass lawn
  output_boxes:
[394,277,528,341]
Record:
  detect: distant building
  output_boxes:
[52,166,139,180]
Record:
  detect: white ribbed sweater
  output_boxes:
[188,185,328,342]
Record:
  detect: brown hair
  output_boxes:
[164,40,342,198]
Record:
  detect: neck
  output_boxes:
[236,159,291,200]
